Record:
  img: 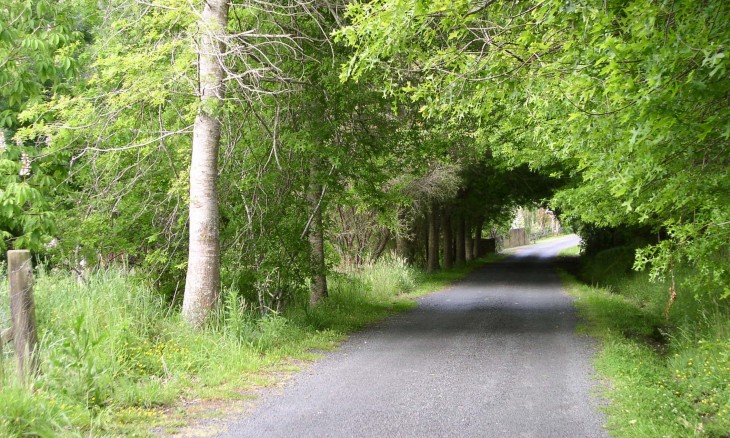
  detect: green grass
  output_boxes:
[0,254,490,436]
[558,244,581,257]
[561,263,730,437]
[533,232,568,244]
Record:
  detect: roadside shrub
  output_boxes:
[569,249,730,436]
[580,245,637,286]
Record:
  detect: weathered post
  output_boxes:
[8,250,38,381]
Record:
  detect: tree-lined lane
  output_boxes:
[216,234,605,437]
[505,234,582,259]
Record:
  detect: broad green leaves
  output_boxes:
[339,0,730,293]
[0,0,98,250]
[0,132,55,250]
[0,0,90,127]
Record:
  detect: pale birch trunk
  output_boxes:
[182,0,229,327]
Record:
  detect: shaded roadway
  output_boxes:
[217,234,606,437]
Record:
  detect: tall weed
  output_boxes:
[358,254,417,298]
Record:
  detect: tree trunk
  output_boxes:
[442,208,453,269]
[396,234,409,261]
[395,208,412,263]
[473,216,484,259]
[465,217,474,262]
[427,203,440,273]
[371,229,391,263]
[182,0,229,328]
[8,250,38,381]
[455,214,465,265]
[308,163,328,306]
[418,214,428,267]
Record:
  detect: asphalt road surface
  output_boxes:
[217,234,606,438]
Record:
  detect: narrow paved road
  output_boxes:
[218,234,606,437]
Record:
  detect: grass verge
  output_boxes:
[533,232,569,244]
[0,254,491,436]
[561,266,730,437]
[558,244,581,257]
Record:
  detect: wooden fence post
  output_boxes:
[8,250,38,381]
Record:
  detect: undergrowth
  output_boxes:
[0,254,483,436]
[562,248,730,437]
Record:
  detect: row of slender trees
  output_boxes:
[395,163,559,273]
[4,0,725,326]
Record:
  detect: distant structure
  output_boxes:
[502,207,561,248]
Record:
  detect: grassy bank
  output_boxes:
[562,251,730,437]
[0,255,487,436]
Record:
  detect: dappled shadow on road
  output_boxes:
[214,238,606,438]
[367,254,583,340]
[453,254,572,288]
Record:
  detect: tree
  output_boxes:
[426,201,440,272]
[182,0,229,327]
[441,205,453,269]
[24,0,341,319]
[306,161,328,305]
[0,0,91,128]
[0,0,94,251]
[338,0,730,295]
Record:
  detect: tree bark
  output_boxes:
[308,163,328,306]
[396,208,416,264]
[396,234,409,261]
[464,217,474,262]
[427,202,440,273]
[442,208,453,269]
[371,229,391,263]
[455,214,465,265]
[473,216,484,259]
[183,0,229,328]
[8,250,38,381]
